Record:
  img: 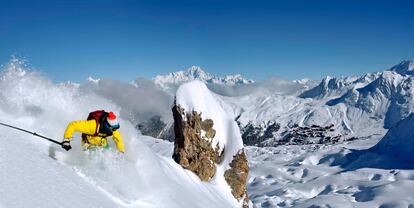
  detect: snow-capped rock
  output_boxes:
[172,80,249,207]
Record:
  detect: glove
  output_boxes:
[61,138,72,151]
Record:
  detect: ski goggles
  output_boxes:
[111,123,120,130]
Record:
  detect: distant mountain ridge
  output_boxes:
[153,66,254,92]
[300,60,414,99]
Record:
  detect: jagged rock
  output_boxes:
[172,80,249,207]
[224,150,249,208]
[172,105,223,181]
[172,103,249,207]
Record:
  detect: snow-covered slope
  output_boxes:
[144,120,414,207]
[373,113,414,161]
[0,58,243,208]
[0,130,119,208]
[246,134,414,207]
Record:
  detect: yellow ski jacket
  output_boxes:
[64,120,125,153]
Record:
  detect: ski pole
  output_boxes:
[0,122,62,145]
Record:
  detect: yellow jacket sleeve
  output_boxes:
[112,130,125,153]
[64,120,97,139]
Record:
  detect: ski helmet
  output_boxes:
[107,112,120,130]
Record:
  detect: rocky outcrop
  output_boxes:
[172,104,224,181]
[224,150,249,207]
[172,103,249,207]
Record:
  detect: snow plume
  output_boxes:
[0,57,120,140]
[80,77,173,123]
[0,57,132,206]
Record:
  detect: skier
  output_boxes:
[61,110,125,153]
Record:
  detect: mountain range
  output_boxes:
[146,60,414,146]
[153,66,255,94]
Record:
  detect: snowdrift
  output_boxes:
[373,113,414,162]
[0,58,240,207]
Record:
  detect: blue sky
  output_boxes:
[0,0,413,82]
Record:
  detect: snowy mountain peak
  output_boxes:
[357,71,403,97]
[390,60,414,76]
[186,66,209,79]
[322,75,333,82]
[299,75,353,99]
[293,77,312,84]
[153,66,254,92]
